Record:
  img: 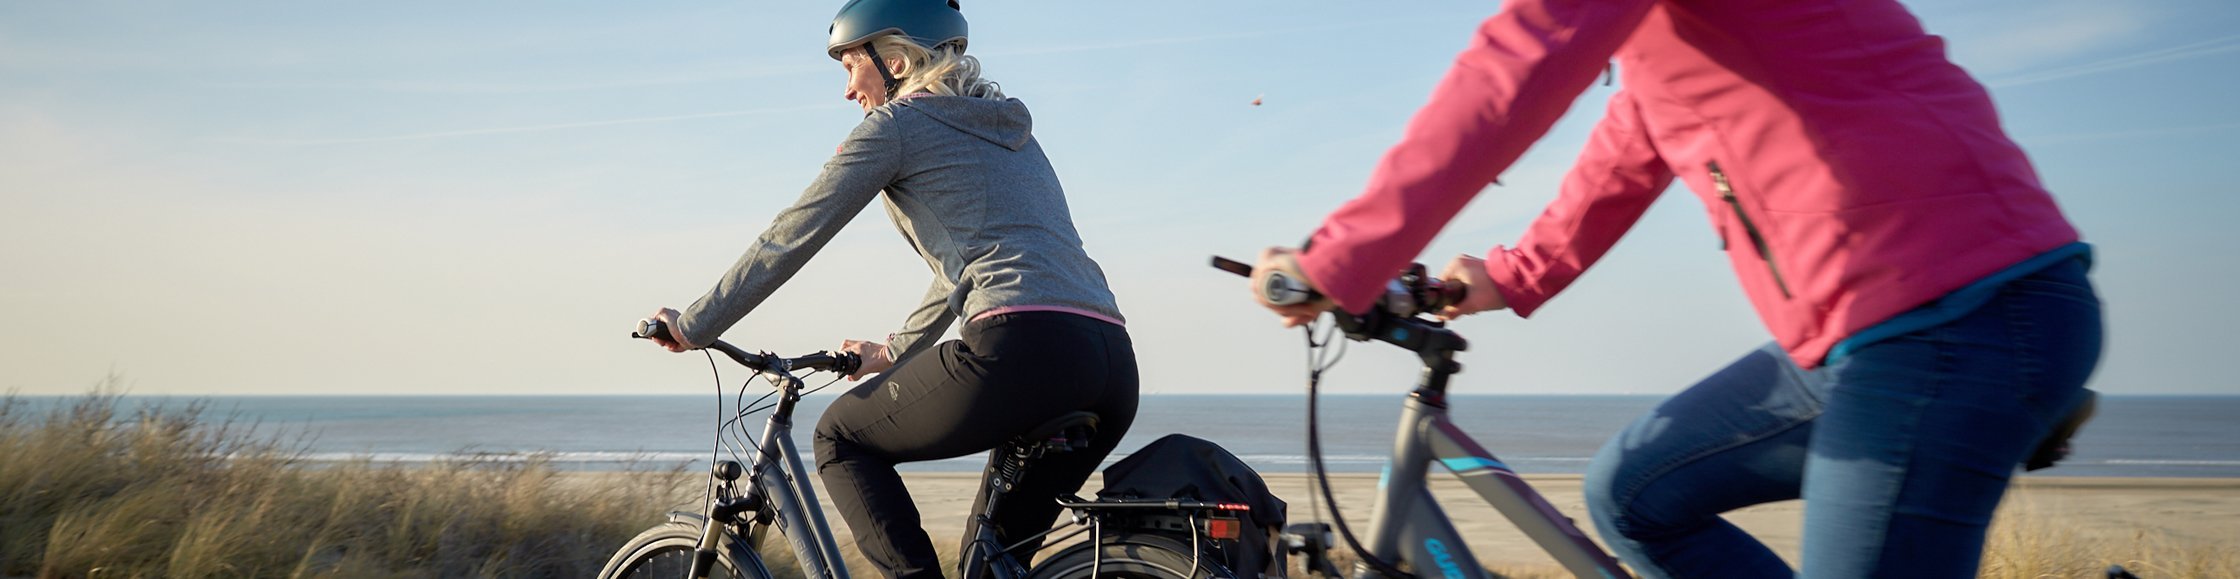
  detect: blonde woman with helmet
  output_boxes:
[645,1,1137,577]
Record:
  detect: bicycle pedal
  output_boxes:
[1280,523,1334,553]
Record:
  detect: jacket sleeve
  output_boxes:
[1482,89,1673,317]
[1293,0,1657,313]
[676,114,903,347]
[884,275,958,360]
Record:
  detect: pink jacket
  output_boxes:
[1296,0,2079,368]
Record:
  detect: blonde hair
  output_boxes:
[868,35,1005,100]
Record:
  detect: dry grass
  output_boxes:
[0,388,694,579]
[6,387,2223,578]
[1979,492,2237,579]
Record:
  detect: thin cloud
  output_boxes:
[195,63,831,95]
[1937,0,2148,75]
[980,12,1481,58]
[205,104,853,146]
[1987,34,2240,88]
[2020,121,2240,145]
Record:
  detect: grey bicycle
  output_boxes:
[597,319,1250,579]
[1212,257,1631,579]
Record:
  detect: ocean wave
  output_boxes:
[2099,459,2240,466]
[299,451,713,464]
[1227,454,1592,465]
[294,451,2240,475]
[290,451,1604,468]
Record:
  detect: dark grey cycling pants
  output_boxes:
[814,311,1140,579]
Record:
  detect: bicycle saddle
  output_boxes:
[2024,389,2098,472]
[1015,411,1100,455]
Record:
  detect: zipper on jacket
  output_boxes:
[1710,161,1792,299]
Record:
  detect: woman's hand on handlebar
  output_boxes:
[1434,254,1509,320]
[1251,247,1333,327]
[840,339,893,380]
[646,308,692,353]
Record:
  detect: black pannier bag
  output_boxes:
[1097,434,1288,577]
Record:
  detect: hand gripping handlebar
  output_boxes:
[633,318,862,377]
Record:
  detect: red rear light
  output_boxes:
[1207,517,1241,540]
[1215,502,1252,511]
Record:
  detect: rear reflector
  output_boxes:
[1207,517,1241,540]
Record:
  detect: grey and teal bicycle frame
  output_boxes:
[1332,312,1630,579]
[702,362,854,579]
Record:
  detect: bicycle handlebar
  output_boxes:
[1212,255,1470,358]
[1208,256,1466,317]
[633,318,862,377]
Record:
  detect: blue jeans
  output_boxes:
[1581,258,2102,578]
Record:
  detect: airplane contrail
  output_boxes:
[207,103,852,145]
[1988,34,2240,88]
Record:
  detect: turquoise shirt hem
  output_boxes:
[1823,242,2092,366]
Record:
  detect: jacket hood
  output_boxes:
[891,95,1033,151]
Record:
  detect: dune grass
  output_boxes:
[1977,490,2237,579]
[5,387,2226,578]
[0,389,693,579]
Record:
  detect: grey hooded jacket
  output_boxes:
[677,96,1123,358]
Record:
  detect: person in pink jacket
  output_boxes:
[1249,0,2102,577]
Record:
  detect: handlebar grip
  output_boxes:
[1209,256,1252,277]
[633,318,671,341]
[1425,279,1469,312]
[1261,271,1320,306]
[1209,255,1322,306]
[830,352,864,376]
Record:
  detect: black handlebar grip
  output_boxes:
[633,318,671,341]
[1210,256,1252,277]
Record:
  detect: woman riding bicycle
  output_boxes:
[1250,1,2100,577]
[645,1,1138,576]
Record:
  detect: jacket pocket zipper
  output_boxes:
[1710,161,1792,299]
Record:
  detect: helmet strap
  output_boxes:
[863,45,901,98]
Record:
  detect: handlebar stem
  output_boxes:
[1329,307,1467,395]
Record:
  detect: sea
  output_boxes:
[13,395,2239,478]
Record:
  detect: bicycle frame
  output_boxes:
[625,321,1229,579]
[1319,299,1630,579]
[1359,387,1629,579]
[700,363,1105,579]
[723,374,853,579]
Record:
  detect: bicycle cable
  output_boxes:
[712,372,847,472]
[719,380,773,467]
[1303,321,1342,537]
[738,374,846,416]
[1302,319,1414,579]
[684,344,853,526]
[702,349,725,521]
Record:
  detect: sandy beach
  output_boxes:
[610,471,2240,575]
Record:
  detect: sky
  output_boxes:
[3,0,2237,396]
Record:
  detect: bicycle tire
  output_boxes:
[599,519,775,579]
[1027,532,1234,579]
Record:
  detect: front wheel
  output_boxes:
[598,519,774,579]
[1027,532,1234,579]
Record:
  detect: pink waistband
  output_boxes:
[970,305,1125,327]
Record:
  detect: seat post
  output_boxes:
[962,412,1100,567]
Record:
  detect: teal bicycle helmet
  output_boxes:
[826,0,969,61]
